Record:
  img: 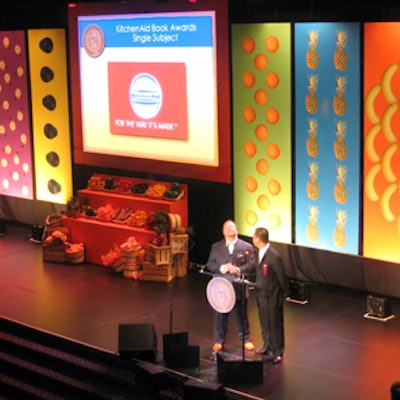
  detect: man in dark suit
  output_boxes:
[252,227,289,364]
[206,220,256,352]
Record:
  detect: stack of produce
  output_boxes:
[145,183,167,198]
[127,210,147,227]
[163,182,184,200]
[131,182,149,195]
[65,196,88,217]
[145,210,170,245]
[103,177,117,190]
[83,206,97,218]
[101,244,124,273]
[111,208,133,223]
[96,203,115,222]
[115,177,135,193]
[87,175,105,190]
[120,236,144,279]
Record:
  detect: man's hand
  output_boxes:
[228,265,240,275]
[220,264,229,274]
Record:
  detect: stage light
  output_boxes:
[364,295,395,322]
[286,280,311,304]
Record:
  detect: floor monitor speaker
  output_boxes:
[163,332,200,368]
[216,352,263,384]
[134,361,171,394]
[183,378,224,400]
[118,323,157,362]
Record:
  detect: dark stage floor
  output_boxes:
[1,222,400,400]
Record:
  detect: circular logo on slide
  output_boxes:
[129,73,162,119]
[82,24,105,58]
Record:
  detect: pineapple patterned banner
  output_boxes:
[294,23,361,254]
[363,23,400,264]
[232,23,292,242]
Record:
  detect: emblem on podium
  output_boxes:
[206,276,236,313]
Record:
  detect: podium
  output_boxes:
[203,271,263,384]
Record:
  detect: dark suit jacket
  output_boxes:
[256,245,289,302]
[206,237,256,298]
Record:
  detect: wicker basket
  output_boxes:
[43,245,66,263]
[67,250,85,264]
[112,258,125,273]
[45,213,63,228]
[121,250,142,267]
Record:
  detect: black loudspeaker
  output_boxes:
[287,280,311,304]
[118,323,157,362]
[366,295,391,318]
[163,332,200,368]
[134,361,171,394]
[391,381,400,400]
[31,225,44,243]
[183,378,224,400]
[217,352,263,384]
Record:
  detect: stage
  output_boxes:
[1,222,400,400]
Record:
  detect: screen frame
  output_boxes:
[68,0,231,183]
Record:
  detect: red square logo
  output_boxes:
[108,62,188,140]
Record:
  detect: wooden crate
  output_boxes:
[169,233,188,254]
[43,245,66,263]
[145,243,172,266]
[142,261,175,282]
[173,253,187,278]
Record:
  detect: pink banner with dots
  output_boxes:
[0,31,33,199]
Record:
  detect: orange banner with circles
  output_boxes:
[232,24,292,242]
[364,23,400,263]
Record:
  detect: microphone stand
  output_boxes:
[234,273,256,361]
[169,276,174,335]
[240,273,246,361]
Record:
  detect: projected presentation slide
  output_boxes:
[77,12,218,166]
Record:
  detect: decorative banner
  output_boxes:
[232,23,292,242]
[294,23,361,254]
[363,23,400,264]
[0,31,34,199]
[28,29,73,204]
